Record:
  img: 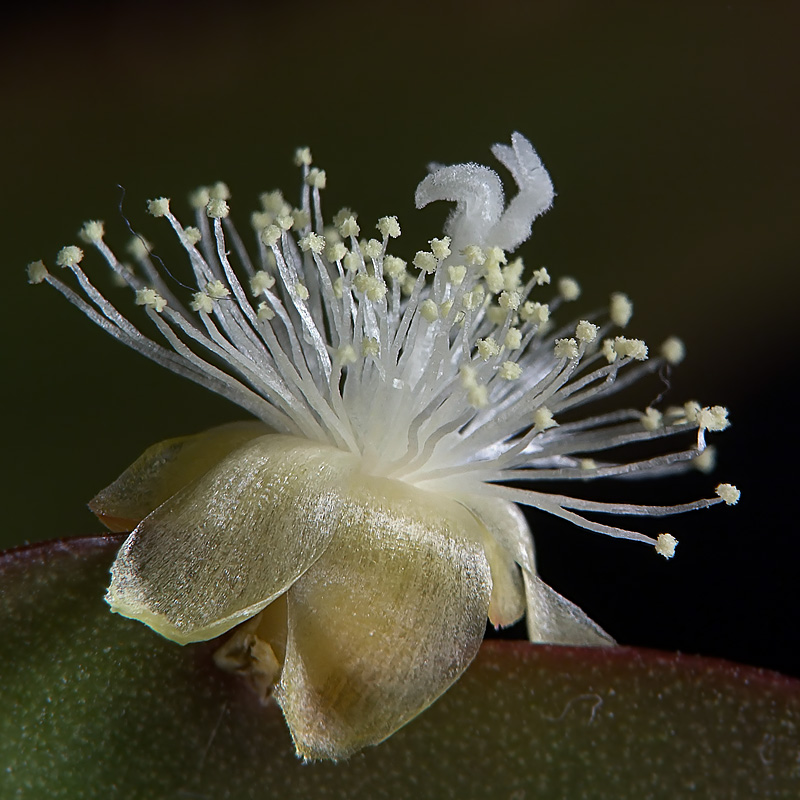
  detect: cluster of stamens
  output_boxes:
[28,139,738,558]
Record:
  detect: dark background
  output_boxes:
[3,1,798,678]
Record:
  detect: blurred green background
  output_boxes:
[2,1,798,674]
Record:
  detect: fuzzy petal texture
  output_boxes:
[276,477,492,760]
[107,434,359,644]
[90,421,270,531]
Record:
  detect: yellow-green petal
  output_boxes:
[276,476,492,761]
[106,434,359,644]
[90,421,270,531]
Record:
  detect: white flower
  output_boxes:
[29,133,738,760]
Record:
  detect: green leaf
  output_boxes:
[1,536,799,799]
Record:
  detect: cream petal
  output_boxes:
[275,475,492,761]
[458,496,529,628]
[90,420,270,531]
[107,434,360,644]
[458,495,614,647]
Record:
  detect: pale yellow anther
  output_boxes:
[343,252,361,273]
[294,147,312,167]
[79,220,105,243]
[614,336,648,361]
[693,447,716,473]
[362,337,380,357]
[610,292,633,327]
[715,483,740,505]
[134,287,167,313]
[655,533,677,559]
[257,302,275,321]
[377,216,401,239]
[260,191,285,213]
[209,182,231,201]
[462,285,486,311]
[383,255,407,280]
[683,400,702,424]
[292,209,311,230]
[533,406,557,431]
[251,211,272,232]
[56,245,84,268]
[189,187,211,210]
[532,267,550,286]
[401,276,416,296]
[498,361,522,381]
[277,215,295,231]
[484,265,505,294]
[325,242,348,263]
[261,225,282,247]
[447,265,467,285]
[697,405,730,432]
[362,239,383,260]
[294,282,309,301]
[602,338,617,363]
[183,227,202,246]
[204,280,229,300]
[126,236,152,261]
[430,236,452,260]
[339,215,360,238]
[468,384,489,409]
[206,198,230,219]
[190,292,214,314]
[661,336,686,365]
[502,258,524,291]
[337,344,357,365]
[477,338,501,361]
[306,168,327,189]
[366,277,387,302]
[323,226,341,244]
[485,246,507,266]
[520,301,549,324]
[580,458,597,470]
[486,306,507,326]
[559,277,580,301]
[439,300,453,317]
[250,271,276,295]
[576,320,599,344]
[413,251,437,274]
[26,260,48,284]
[333,277,344,299]
[499,290,521,311]
[461,245,486,266]
[333,208,357,227]
[554,338,579,359]
[504,328,522,350]
[641,407,663,431]
[459,365,478,388]
[147,197,170,218]
[299,232,326,254]
[420,299,439,322]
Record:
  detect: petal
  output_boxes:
[107,434,360,644]
[90,421,270,531]
[458,495,613,646]
[275,476,492,760]
[523,571,615,647]
[459,496,529,628]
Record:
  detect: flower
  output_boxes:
[29,133,738,761]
